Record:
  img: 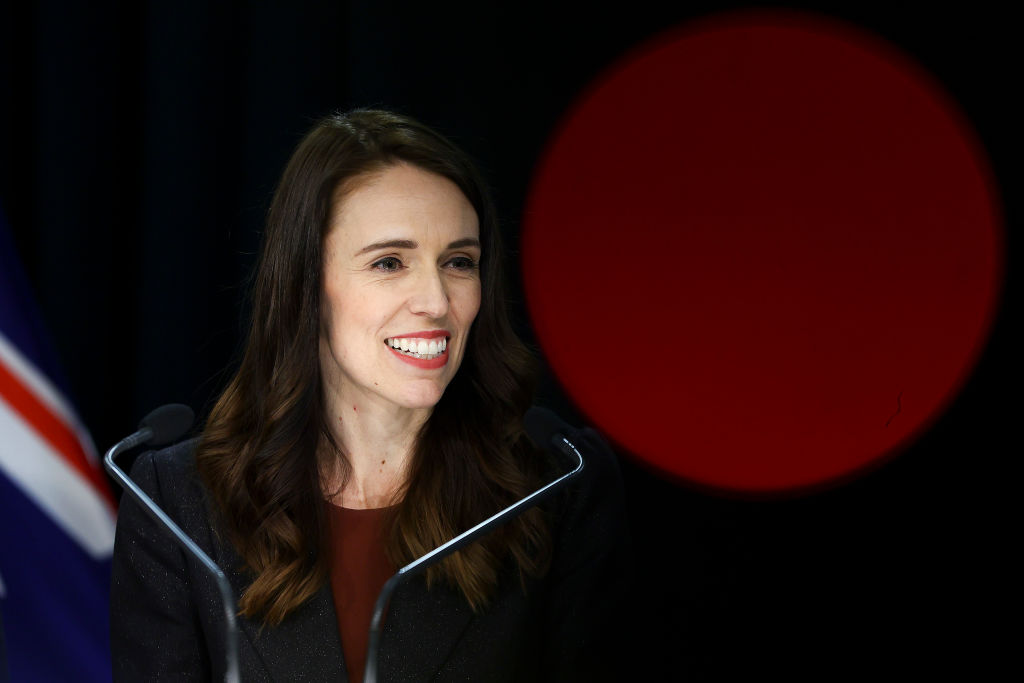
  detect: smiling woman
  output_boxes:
[108,110,631,682]
[319,163,482,425]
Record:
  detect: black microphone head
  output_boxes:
[524,406,570,450]
[138,403,195,446]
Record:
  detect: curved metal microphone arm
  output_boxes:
[362,435,585,683]
[104,434,241,683]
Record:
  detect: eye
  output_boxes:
[445,256,478,271]
[371,256,403,273]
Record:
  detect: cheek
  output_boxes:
[457,281,482,325]
[321,297,344,344]
[322,284,364,349]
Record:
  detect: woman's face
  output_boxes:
[319,162,482,414]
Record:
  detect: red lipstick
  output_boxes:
[387,345,449,369]
[389,330,449,339]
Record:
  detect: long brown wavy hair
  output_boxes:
[195,109,550,625]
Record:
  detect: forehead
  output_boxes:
[328,163,479,246]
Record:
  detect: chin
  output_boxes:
[396,384,448,410]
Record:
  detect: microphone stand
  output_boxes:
[362,433,585,683]
[104,430,241,683]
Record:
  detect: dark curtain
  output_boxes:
[1,1,1016,678]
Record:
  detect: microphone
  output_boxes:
[104,405,241,683]
[524,406,582,464]
[139,403,195,447]
[362,406,586,683]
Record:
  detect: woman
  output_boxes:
[110,109,630,681]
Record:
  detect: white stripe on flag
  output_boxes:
[0,332,99,463]
[0,398,115,558]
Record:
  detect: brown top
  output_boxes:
[326,503,396,683]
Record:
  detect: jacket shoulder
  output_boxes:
[129,436,200,480]
[124,437,208,527]
[535,417,633,681]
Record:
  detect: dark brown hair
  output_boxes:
[195,109,549,624]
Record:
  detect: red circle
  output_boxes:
[522,12,1003,494]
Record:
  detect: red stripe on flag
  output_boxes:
[0,358,115,509]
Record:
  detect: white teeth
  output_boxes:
[385,336,449,360]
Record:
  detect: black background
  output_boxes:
[1,1,1016,678]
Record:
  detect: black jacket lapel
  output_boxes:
[375,576,474,681]
[238,580,347,682]
[213,533,348,681]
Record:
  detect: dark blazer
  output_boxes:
[110,426,632,681]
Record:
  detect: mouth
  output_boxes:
[384,331,451,363]
[384,336,448,360]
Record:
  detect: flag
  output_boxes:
[0,206,114,681]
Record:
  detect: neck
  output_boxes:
[321,389,430,510]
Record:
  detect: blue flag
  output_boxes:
[0,206,114,681]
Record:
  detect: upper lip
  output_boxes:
[387,330,450,340]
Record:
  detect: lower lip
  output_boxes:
[387,344,450,369]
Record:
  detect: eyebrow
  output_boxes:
[355,237,481,256]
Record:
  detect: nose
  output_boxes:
[408,267,450,319]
